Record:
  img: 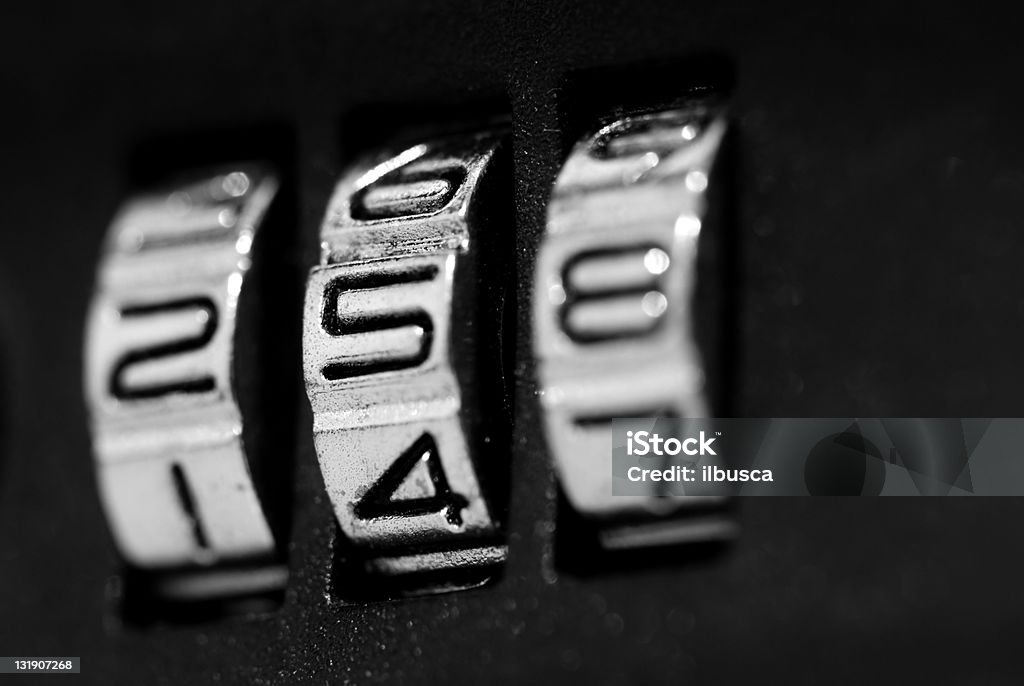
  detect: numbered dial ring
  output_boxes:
[304,131,510,592]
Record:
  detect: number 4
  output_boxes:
[354,433,468,528]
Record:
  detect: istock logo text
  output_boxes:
[625,430,717,456]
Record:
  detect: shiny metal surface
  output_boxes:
[534,106,737,550]
[84,168,285,596]
[304,131,508,590]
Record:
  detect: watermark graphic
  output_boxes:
[611,418,1014,496]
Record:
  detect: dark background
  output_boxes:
[2,1,1024,683]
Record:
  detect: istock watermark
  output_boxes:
[611,418,1024,496]
[623,427,775,486]
[625,430,718,456]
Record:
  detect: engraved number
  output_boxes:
[354,434,468,527]
[109,297,218,400]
